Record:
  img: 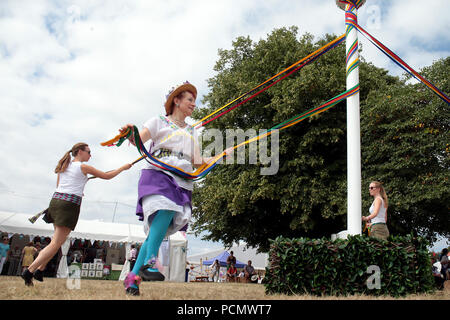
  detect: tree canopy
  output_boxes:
[191,26,449,252]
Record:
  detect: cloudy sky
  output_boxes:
[0,0,449,255]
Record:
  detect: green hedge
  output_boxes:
[264,234,434,297]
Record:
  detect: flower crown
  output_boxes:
[165,80,192,100]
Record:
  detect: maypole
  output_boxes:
[336,0,365,237]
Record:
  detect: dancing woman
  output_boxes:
[21,143,132,286]
[121,82,232,295]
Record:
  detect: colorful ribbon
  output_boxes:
[345,2,360,78]
[337,0,365,10]
[101,85,359,180]
[193,34,346,129]
[99,35,352,179]
[348,22,450,105]
[98,0,448,186]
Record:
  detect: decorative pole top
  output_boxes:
[336,0,366,10]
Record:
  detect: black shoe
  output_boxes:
[21,269,34,286]
[138,265,165,281]
[34,270,44,282]
[125,287,140,296]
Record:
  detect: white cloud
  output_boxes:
[0,0,448,251]
[357,0,450,77]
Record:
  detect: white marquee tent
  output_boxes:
[0,211,187,282]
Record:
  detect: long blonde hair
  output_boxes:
[54,143,88,173]
[371,181,388,207]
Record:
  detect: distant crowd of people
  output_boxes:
[0,233,136,279]
[0,236,59,277]
[66,239,109,265]
[210,251,261,284]
[432,248,450,290]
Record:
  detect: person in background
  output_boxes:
[129,244,138,271]
[211,259,220,282]
[185,261,190,282]
[0,237,10,275]
[226,262,237,282]
[432,256,445,290]
[237,269,245,283]
[66,250,75,265]
[8,245,21,276]
[440,248,449,280]
[21,242,37,274]
[34,243,42,260]
[362,181,389,240]
[244,260,256,283]
[226,251,236,268]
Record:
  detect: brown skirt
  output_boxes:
[43,198,81,230]
[370,223,390,241]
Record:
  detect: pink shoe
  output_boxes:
[124,272,142,296]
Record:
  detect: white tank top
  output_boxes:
[369,197,387,224]
[55,161,88,197]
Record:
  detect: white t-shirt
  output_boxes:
[369,197,387,224]
[55,161,88,197]
[143,115,200,191]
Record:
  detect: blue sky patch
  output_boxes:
[0,42,10,58]
[410,36,450,53]
[29,113,52,127]
[44,12,61,36]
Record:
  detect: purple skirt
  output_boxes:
[136,169,191,232]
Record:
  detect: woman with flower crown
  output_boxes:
[120,82,232,295]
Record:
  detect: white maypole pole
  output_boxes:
[336,0,365,237]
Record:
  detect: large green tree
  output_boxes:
[191,26,448,252]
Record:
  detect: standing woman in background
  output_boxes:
[0,237,10,275]
[21,143,132,286]
[362,181,390,240]
[21,242,37,273]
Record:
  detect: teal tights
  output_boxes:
[131,210,175,277]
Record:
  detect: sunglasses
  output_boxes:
[83,149,91,155]
[369,186,378,190]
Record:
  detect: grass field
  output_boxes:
[1,276,449,300]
